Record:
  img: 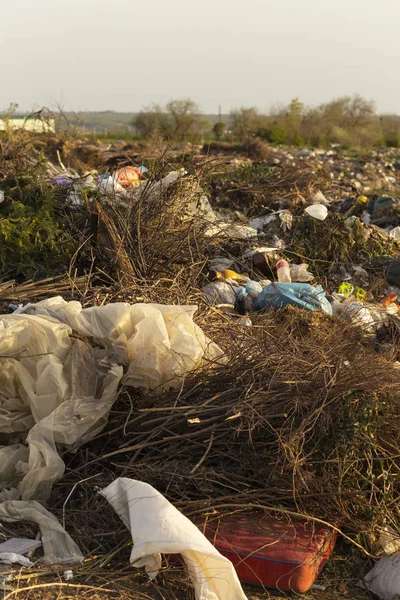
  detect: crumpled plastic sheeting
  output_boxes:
[101,478,247,600]
[0,552,33,567]
[0,300,222,503]
[0,312,122,502]
[17,298,223,391]
[254,282,333,315]
[361,552,400,600]
[0,501,83,564]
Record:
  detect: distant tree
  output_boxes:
[380,114,400,147]
[192,116,212,141]
[288,97,304,121]
[133,99,208,141]
[166,99,202,141]
[269,126,287,144]
[321,95,375,129]
[230,107,259,141]
[320,95,379,147]
[213,121,225,140]
[132,104,171,138]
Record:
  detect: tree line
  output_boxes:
[132,95,400,148]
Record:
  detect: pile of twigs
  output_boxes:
[52,307,400,566]
[86,173,225,303]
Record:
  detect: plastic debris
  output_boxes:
[115,166,141,188]
[202,281,237,305]
[248,214,278,230]
[0,553,33,567]
[0,538,42,555]
[389,226,400,240]
[379,527,400,556]
[254,283,333,314]
[0,299,222,501]
[100,478,248,600]
[361,553,400,600]
[290,264,314,282]
[0,501,83,564]
[311,190,328,204]
[305,204,328,220]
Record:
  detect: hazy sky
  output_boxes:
[1,0,399,114]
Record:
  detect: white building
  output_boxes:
[0,117,55,133]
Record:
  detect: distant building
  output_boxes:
[0,117,55,133]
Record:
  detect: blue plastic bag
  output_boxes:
[254,282,332,314]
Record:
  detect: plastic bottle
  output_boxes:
[276,259,291,283]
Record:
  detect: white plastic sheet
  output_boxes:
[17,298,223,392]
[290,263,314,283]
[0,299,222,503]
[361,553,400,600]
[101,478,247,600]
[0,501,83,564]
[202,282,237,306]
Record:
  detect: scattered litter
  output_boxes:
[379,527,400,556]
[2,133,400,596]
[202,281,237,305]
[311,190,328,204]
[63,569,74,580]
[390,226,400,240]
[114,166,141,188]
[276,259,291,282]
[248,214,278,230]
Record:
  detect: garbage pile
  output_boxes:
[1,132,400,599]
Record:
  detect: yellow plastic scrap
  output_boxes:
[354,287,367,302]
[338,282,353,298]
[338,282,367,302]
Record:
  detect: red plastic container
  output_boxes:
[199,514,336,592]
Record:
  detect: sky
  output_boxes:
[1,0,399,115]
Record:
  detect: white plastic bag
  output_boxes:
[101,478,247,600]
[202,281,237,305]
[361,553,400,600]
[290,263,314,282]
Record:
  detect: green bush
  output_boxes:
[213,121,225,141]
[269,126,287,144]
[292,134,304,147]
[0,177,76,280]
